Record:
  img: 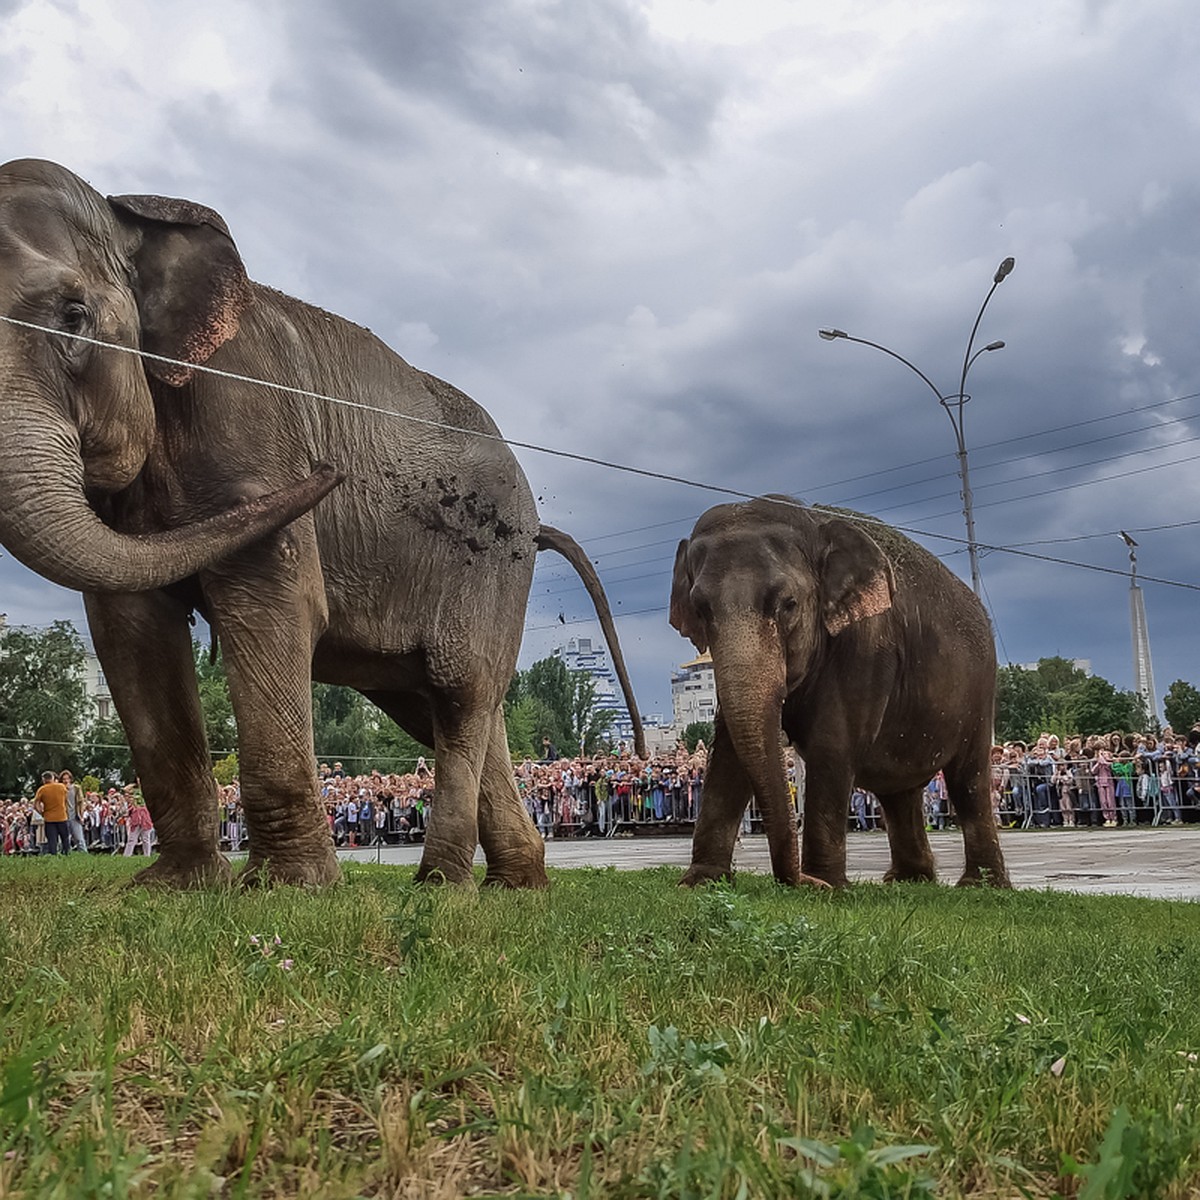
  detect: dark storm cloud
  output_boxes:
[3,0,1200,716]
[282,0,725,174]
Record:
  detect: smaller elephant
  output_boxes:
[669,497,1009,889]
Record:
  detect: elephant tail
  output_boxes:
[536,524,646,759]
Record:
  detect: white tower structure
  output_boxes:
[1120,532,1159,725]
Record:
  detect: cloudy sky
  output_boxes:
[2,0,1199,721]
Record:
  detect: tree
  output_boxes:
[1072,675,1147,737]
[568,670,616,756]
[1033,655,1088,694]
[994,665,1046,743]
[683,721,714,752]
[79,715,133,784]
[506,656,619,758]
[193,641,237,756]
[995,658,1148,743]
[1163,680,1200,733]
[0,621,90,793]
[213,753,240,786]
[504,694,552,760]
[311,683,429,773]
[516,657,576,753]
[369,707,430,772]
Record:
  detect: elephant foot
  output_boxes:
[130,852,233,891]
[788,872,836,890]
[239,850,341,889]
[956,863,1012,888]
[481,838,549,889]
[798,864,849,888]
[413,857,476,887]
[882,863,937,884]
[680,863,734,888]
[482,867,549,889]
[482,857,549,889]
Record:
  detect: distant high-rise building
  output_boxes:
[671,651,716,731]
[553,636,637,744]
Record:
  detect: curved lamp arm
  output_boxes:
[958,257,1015,399]
[817,329,944,403]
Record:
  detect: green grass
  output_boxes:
[1,857,1198,1198]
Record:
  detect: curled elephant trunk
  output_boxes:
[0,416,342,594]
[710,619,801,885]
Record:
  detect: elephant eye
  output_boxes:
[58,300,92,337]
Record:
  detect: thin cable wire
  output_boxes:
[893,441,1200,525]
[1001,517,1200,549]
[0,315,757,503]
[835,415,1200,508]
[5,314,1199,599]
[0,734,425,764]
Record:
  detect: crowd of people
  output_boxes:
[987,730,1200,828]
[312,743,716,845]
[6,728,1197,857]
[2,770,157,856]
[851,730,1200,832]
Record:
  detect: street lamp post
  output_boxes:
[1119,530,1159,726]
[819,256,1015,599]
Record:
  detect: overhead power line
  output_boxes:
[4,315,1199,608]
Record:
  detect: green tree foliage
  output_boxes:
[193,640,237,756]
[213,753,240,786]
[683,721,714,752]
[1163,680,1200,733]
[79,715,133,784]
[995,665,1048,744]
[311,683,428,773]
[0,621,90,793]
[503,694,552,761]
[1073,674,1148,737]
[995,657,1147,742]
[505,656,617,758]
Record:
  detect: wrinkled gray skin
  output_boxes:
[670,497,1009,889]
[0,159,644,889]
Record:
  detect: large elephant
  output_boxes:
[0,158,643,889]
[669,496,1009,889]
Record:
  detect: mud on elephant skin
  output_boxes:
[0,158,643,889]
[669,496,1010,891]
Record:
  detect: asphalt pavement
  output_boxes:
[335,826,1200,900]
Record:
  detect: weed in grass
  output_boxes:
[642,1024,733,1088]
[779,1125,937,1198]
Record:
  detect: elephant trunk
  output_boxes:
[0,411,342,594]
[711,618,800,885]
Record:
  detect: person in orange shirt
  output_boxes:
[34,770,70,855]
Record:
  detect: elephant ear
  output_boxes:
[108,193,253,387]
[669,539,708,652]
[818,517,895,637]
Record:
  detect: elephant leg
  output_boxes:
[203,536,338,888]
[681,713,752,887]
[944,755,1011,887]
[798,764,853,887]
[877,787,937,883]
[84,590,231,888]
[479,707,549,889]
[412,691,491,885]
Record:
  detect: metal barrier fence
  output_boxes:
[15,754,1193,857]
[995,756,1199,830]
